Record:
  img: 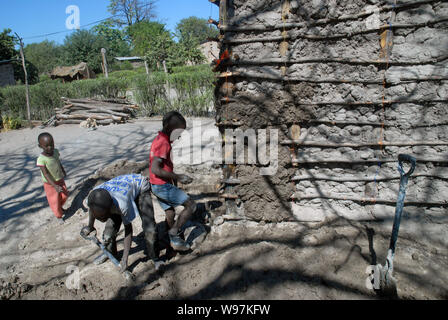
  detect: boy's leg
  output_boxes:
[151,183,196,251]
[165,208,175,229]
[43,183,64,219]
[163,208,177,259]
[167,198,196,252]
[169,198,196,236]
[138,191,159,260]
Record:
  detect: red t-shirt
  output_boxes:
[149,131,174,185]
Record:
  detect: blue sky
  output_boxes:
[0,0,219,45]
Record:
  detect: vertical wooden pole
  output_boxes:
[219,0,227,27]
[101,48,109,78]
[144,60,149,74]
[15,33,32,128]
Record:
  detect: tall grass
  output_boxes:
[0,65,215,122]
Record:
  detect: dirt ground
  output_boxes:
[0,119,447,300]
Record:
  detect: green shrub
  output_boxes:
[0,65,215,124]
[38,74,52,83]
[111,61,134,71]
[1,115,22,130]
[109,70,139,79]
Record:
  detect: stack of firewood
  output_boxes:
[54,97,139,126]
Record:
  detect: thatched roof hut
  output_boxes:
[51,62,96,83]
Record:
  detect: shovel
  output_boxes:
[80,229,134,282]
[378,154,416,297]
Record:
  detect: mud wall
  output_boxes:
[0,63,15,88]
[212,0,448,222]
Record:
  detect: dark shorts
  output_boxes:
[151,183,190,211]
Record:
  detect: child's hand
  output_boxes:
[80,226,96,238]
[177,174,193,185]
[54,185,63,193]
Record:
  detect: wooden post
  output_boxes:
[15,33,32,128]
[289,124,300,167]
[144,60,149,74]
[101,48,109,78]
[219,0,228,27]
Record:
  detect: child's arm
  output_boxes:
[151,157,193,184]
[60,161,67,178]
[80,209,96,237]
[120,224,133,272]
[40,166,63,193]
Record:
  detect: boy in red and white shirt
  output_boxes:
[149,111,196,252]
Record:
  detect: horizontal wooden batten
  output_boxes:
[290,158,448,164]
[222,18,448,41]
[290,193,448,207]
[291,173,448,182]
[230,55,448,67]
[216,71,447,85]
[219,193,239,199]
[219,96,447,106]
[220,0,443,32]
[215,121,243,127]
[281,140,448,148]
[222,178,241,185]
[299,120,448,128]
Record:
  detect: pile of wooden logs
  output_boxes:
[54,97,138,126]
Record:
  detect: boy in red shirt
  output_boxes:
[149,111,196,252]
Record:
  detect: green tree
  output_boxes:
[24,40,64,75]
[61,30,109,73]
[108,0,157,27]
[0,29,17,61]
[92,20,131,57]
[175,17,219,44]
[167,39,204,69]
[0,29,38,84]
[129,21,174,70]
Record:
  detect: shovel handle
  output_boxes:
[398,154,416,178]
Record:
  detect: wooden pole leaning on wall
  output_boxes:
[15,33,32,128]
[219,0,228,27]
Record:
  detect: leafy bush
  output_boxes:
[0,64,215,124]
[111,61,134,72]
[1,115,22,130]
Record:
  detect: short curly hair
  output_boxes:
[162,111,186,129]
[88,188,113,212]
[38,132,53,144]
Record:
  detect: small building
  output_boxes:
[114,57,145,69]
[50,62,96,83]
[0,61,16,87]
